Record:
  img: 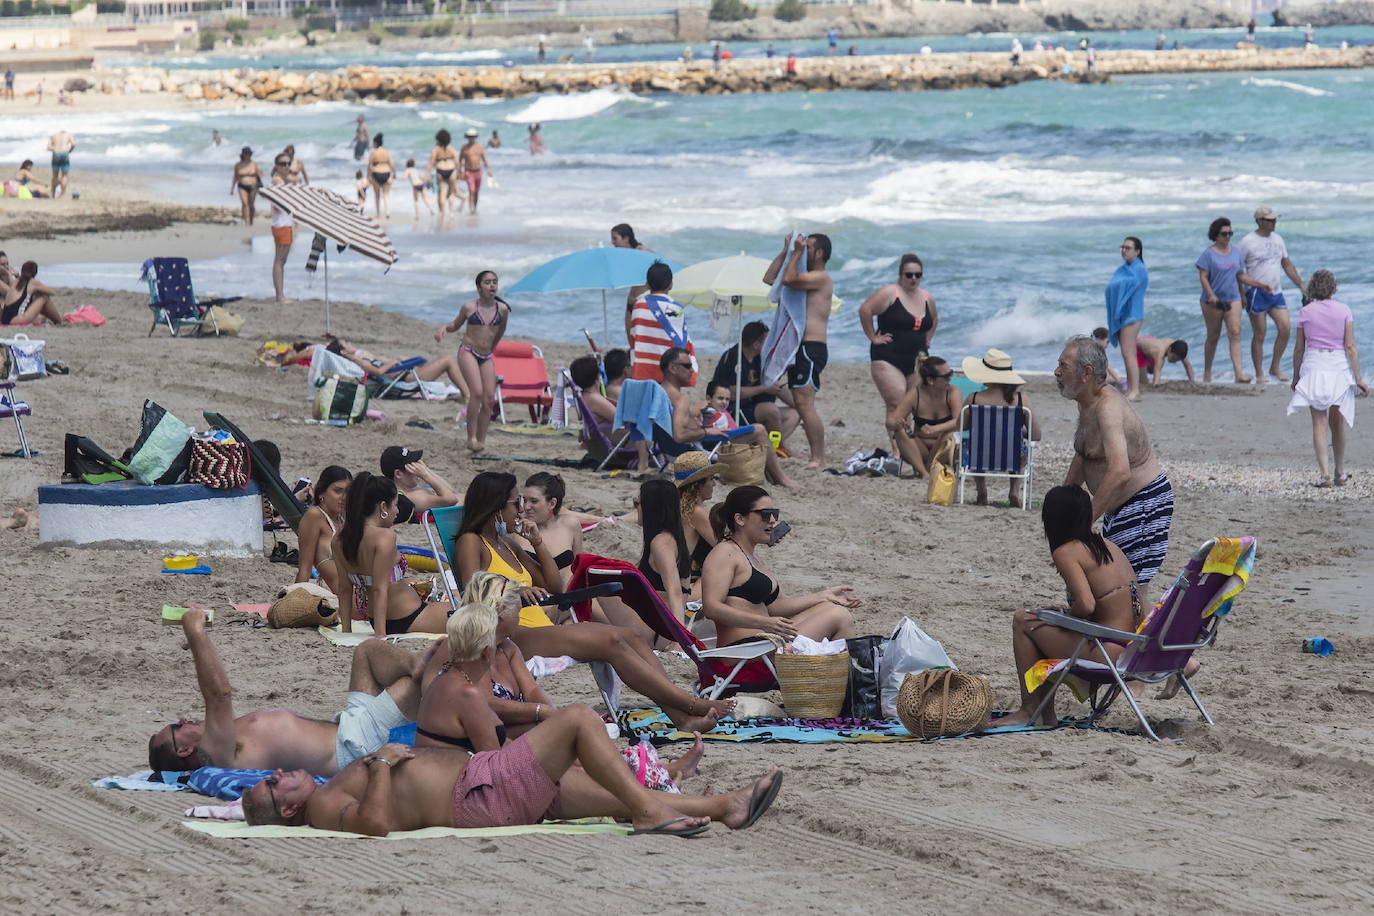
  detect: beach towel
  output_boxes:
[188,767,328,801]
[182,818,629,840]
[319,619,444,647]
[93,770,188,792]
[1105,258,1149,347]
[610,378,673,444]
[619,708,1073,745]
[760,232,808,387]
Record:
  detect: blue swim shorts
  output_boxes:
[1245,287,1287,314]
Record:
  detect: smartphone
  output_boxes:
[767,520,792,547]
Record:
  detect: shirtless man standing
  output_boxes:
[352,115,369,162]
[661,347,794,487]
[1056,336,1173,594]
[242,705,782,838]
[459,128,492,215]
[147,608,425,776]
[763,233,834,469]
[47,129,74,198]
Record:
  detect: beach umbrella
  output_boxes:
[257,183,398,333]
[505,246,683,340]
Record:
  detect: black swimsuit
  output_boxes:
[727,544,780,606]
[689,536,712,579]
[526,548,575,570]
[911,387,953,431]
[416,723,507,752]
[870,295,931,377]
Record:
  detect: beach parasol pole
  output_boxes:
[323,248,331,334]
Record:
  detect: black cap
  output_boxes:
[380,446,422,479]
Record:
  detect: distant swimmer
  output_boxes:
[47,128,74,198]
[527,123,544,155]
[459,127,491,214]
[211,129,223,146]
[230,146,261,226]
[488,130,501,149]
[352,114,369,161]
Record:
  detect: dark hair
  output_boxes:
[524,472,564,515]
[339,472,397,564]
[638,479,689,583]
[255,440,281,473]
[1124,236,1144,261]
[603,348,629,381]
[148,730,184,772]
[919,356,948,382]
[1168,339,1189,360]
[646,261,673,292]
[373,133,384,147]
[459,471,518,539]
[1092,326,1109,341]
[405,157,415,167]
[1207,218,1232,242]
[436,128,451,146]
[315,465,353,503]
[993,383,1021,400]
[239,146,252,161]
[20,159,32,170]
[710,484,769,541]
[705,380,725,398]
[19,260,37,280]
[1042,485,1112,567]
[659,346,688,374]
[741,321,769,348]
[569,355,600,390]
[808,233,832,264]
[475,269,497,289]
[898,252,922,274]
[611,222,639,247]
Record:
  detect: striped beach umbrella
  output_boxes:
[257,184,398,331]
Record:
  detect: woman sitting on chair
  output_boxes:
[334,472,453,638]
[455,471,734,731]
[959,348,1042,508]
[674,452,721,580]
[884,356,963,478]
[700,485,859,647]
[997,485,1142,728]
[510,472,582,592]
[593,479,691,649]
[295,464,351,595]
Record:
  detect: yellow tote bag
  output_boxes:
[926,438,956,507]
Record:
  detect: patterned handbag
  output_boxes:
[188,438,251,489]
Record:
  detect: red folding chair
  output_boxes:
[492,340,553,424]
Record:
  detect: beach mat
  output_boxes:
[318,620,443,647]
[182,818,629,840]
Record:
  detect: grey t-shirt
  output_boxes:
[1238,230,1289,295]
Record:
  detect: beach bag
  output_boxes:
[268,585,339,629]
[879,616,956,718]
[312,375,369,425]
[774,646,850,719]
[207,306,244,336]
[716,440,765,486]
[839,635,885,720]
[126,399,194,485]
[63,433,130,484]
[2,334,46,380]
[926,437,956,507]
[896,669,993,739]
[188,438,251,489]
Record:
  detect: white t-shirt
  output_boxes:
[1238,230,1288,294]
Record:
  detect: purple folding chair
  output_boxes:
[1028,537,1256,741]
[561,369,645,470]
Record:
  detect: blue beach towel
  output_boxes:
[1105,258,1148,347]
[611,378,673,444]
[186,767,328,801]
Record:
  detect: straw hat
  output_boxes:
[961,348,1025,386]
[673,451,722,489]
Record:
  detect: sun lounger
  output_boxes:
[492,341,553,424]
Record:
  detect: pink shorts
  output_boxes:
[451,734,561,828]
[464,169,482,193]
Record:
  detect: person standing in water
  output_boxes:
[229,146,261,226]
[367,134,395,221]
[427,129,461,219]
[352,115,369,161]
[459,128,492,215]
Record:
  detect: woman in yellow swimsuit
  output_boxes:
[456,472,734,732]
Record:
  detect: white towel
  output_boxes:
[760,232,808,387]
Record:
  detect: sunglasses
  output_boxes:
[265,775,282,819]
[932,371,953,380]
[672,361,693,370]
[169,721,184,755]
[1218,230,1233,237]
[903,271,923,279]
[747,508,780,522]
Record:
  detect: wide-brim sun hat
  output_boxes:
[673,451,722,489]
[962,348,1026,386]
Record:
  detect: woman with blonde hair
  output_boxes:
[673,451,722,579]
[1288,269,1367,487]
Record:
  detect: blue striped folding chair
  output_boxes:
[956,403,1034,509]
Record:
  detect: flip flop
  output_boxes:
[735,769,784,831]
[629,816,709,838]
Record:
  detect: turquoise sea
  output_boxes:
[13,26,1374,372]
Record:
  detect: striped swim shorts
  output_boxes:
[1101,472,1174,585]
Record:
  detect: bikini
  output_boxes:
[2,278,31,325]
[480,536,553,628]
[370,171,391,186]
[347,552,430,633]
[726,542,779,606]
[689,536,713,579]
[1085,580,1143,649]
[460,301,504,362]
[910,387,953,431]
[417,669,514,751]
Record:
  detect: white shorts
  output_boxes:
[334,690,409,772]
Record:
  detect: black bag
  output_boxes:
[840,635,885,720]
[63,434,131,484]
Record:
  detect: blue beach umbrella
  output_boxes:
[506,246,684,341]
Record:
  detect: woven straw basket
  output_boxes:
[775,649,849,718]
[896,669,993,738]
[268,590,339,629]
[717,441,766,486]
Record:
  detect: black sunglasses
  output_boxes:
[903,271,923,279]
[672,361,693,370]
[1218,230,1233,237]
[748,508,780,522]
[265,775,283,819]
[933,371,953,380]
[169,721,183,754]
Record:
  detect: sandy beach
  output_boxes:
[2,275,1373,913]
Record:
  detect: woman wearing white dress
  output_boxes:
[1287,270,1367,487]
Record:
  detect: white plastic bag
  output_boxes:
[879,616,956,718]
[2,334,46,380]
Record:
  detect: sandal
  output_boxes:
[1314,476,1333,489]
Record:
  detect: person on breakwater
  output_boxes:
[1239,206,1304,385]
[764,233,835,469]
[460,128,492,215]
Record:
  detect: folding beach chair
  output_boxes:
[492,341,553,424]
[1027,537,1256,741]
[143,258,238,338]
[561,369,641,469]
[956,402,1035,509]
[368,357,429,400]
[568,556,780,701]
[0,380,33,458]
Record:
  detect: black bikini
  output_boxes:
[387,601,431,635]
[416,723,507,753]
[727,543,779,605]
[870,296,931,377]
[526,548,575,570]
[911,387,953,430]
[689,537,713,578]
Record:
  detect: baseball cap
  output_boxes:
[1254,206,1280,221]
[464,128,479,138]
[380,446,422,479]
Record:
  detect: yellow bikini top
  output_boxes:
[480,536,551,628]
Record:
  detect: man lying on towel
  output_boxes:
[148,608,427,776]
[242,705,783,838]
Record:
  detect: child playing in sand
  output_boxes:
[354,170,368,207]
[404,158,433,219]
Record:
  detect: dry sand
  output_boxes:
[3,281,1374,914]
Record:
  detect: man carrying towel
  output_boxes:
[148,609,427,776]
[380,446,459,524]
[242,704,783,838]
[1056,336,1173,596]
[763,232,835,469]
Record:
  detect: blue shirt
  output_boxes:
[1195,246,1244,303]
